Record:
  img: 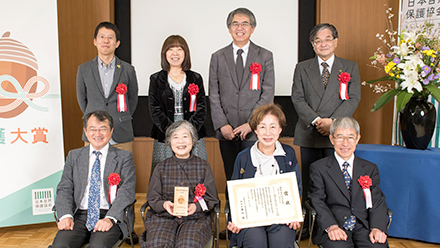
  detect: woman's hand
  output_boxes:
[163,201,174,215]
[287,221,301,230]
[227,221,242,234]
[188,203,197,216]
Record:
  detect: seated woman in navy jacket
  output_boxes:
[227,103,302,248]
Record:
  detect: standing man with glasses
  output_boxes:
[50,111,136,248]
[77,21,139,153]
[209,7,274,201]
[309,117,388,247]
[291,23,361,238]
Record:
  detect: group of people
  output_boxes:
[49,6,389,248]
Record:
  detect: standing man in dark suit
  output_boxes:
[50,111,136,248]
[209,7,274,186]
[291,23,361,236]
[309,117,388,247]
[77,22,138,153]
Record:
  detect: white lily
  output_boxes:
[400,71,423,93]
[391,42,413,56]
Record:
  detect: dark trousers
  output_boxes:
[50,210,122,248]
[300,147,334,229]
[320,222,387,248]
[219,139,254,198]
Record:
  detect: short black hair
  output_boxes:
[83,110,114,130]
[94,22,120,41]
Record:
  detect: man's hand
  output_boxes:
[93,218,113,232]
[370,228,387,244]
[220,124,235,140]
[233,123,252,140]
[327,225,348,241]
[287,221,301,230]
[227,221,242,234]
[163,201,175,216]
[315,118,333,136]
[187,203,197,216]
[57,217,74,230]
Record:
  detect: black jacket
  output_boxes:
[149,70,207,142]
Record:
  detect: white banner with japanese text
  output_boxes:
[0,0,64,227]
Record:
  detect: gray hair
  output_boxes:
[226,7,257,28]
[330,117,360,136]
[309,23,338,44]
[165,120,198,148]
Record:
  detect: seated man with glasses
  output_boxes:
[309,117,388,247]
[291,23,361,239]
[50,110,136,248]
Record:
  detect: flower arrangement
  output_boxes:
[364,6,440,112]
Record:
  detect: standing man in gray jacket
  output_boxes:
[209,7,274,187]
[77,22,138,153]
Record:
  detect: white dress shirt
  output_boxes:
[232,41,250,67]
[333,152,354,178]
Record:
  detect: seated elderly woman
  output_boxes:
[227,103,302,248]
[140,120,219,248]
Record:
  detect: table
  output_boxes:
[355,144,440,244]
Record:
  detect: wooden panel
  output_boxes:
[133,137,300,194]
[317,0,399,145]
[57,0,114,158]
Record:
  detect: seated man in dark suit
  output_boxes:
[309,117,388,247]
[50,110,136,248]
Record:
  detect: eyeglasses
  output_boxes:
[231,22,250,29]
[332,135,357,143]
[313,38,335,46]
[87,128,109,134]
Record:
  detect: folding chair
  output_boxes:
[51,200,136,248]
[304,200,393,248]
[224,200,306,248]
[140,200,221,248]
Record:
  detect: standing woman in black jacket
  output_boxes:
[149,35,207,170]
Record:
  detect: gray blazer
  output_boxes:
[54,145,136,238]
[77,56,138,143]
[291,56,360,148]
[209,41,274,141]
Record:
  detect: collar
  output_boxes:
[334,151,354,168]
[251,141,286,168]
[98,56,116,69]
[89,143,110,158]
[318,54,335,69]
[233,41,250,55]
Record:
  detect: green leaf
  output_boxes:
[396,90,413,112]
[365,76,392,84]
[426,84,440,102]
[369,55,377,60]
[371,89,400,112]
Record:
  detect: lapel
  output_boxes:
[91,57,105,97]
[110,56,123,97]
[224,43,240,90]
[305,57,325,101]
[326,156,351,201]
[319,56,345,109]
[103,145,118,201]
[78,146,91,198]
[241,41,258,89]
[351,156,365,200]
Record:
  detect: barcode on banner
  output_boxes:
[32,188,54,215]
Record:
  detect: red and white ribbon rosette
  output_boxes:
[108,173,121,204]
[338,72,351,100]
[193,183,208,211]
[116,83,127,112]
[188,83,199,112]
[249,63,262,90]
[358,175,373,209]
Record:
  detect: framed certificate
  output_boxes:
[227,172,302,228]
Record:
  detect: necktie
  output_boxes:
[342,161,356,231]
[236,49,244,86]
[321,62,330,88]
[86,151,101,231]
